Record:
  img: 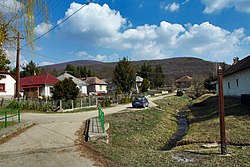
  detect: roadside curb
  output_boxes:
[0,122,34,141]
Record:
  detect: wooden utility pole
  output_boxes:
[217,66,227,155]
[15,31,21,101]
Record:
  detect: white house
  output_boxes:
[84,77,107,95]
[57,72,88,96]
[20,73,59,98]
[0,71,16,99]
[222,56,250,96]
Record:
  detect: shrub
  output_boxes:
[176,90,183,96]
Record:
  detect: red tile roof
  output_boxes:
[21,73,59,88]
[0,71,15,79]
[175,75,192,83]
[224,55,250,77]
[84,77,107,85]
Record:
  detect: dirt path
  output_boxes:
[0,95,170,167]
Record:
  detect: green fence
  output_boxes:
[98,107,105,133]
[0,109,20,128]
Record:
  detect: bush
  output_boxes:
[100,98,111,107]
[176,90,183,96]
[120,97,133,104]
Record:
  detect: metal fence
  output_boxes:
[0,108,20,128]
[98,107,105,133]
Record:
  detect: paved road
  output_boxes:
[0,95,169,167]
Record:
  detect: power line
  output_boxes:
[22,0,94,48]
[21,48,64,62]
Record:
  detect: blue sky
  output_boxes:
[3,0,250,66]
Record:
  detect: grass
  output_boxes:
[88,95,190,167]
[183,94,250,145]
[86,94,250,167]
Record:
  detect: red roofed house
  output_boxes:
[21,73,59,99]
[84,77,107,95]
[0,71,16,99]
[175,75,192,89]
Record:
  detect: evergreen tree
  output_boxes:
[113,57,135,93]
[52,78,79,100]
[21,60,40,77]
[153,65,165,88]
[137,61,152,80]
[140,78,150,93]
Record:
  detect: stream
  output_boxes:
[162,110,189,150]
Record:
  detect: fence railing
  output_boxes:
[0,108,20,128]
[98,107,105,133]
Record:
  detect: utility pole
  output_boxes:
[217,66,227,155]
[15,31,21,101]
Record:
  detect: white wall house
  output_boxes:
[57,72,88,96]
[222,56,250,96]
[0,71,16,98]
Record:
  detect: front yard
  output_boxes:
[82,94,250,167]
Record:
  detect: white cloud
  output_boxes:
[35,22,53,36]
[57,3,126,44]
[201,0,250,13]
[39,61,54,66]
[165,2,180,12]
[71,51,118,62]
[57,3,250,61]
[0,0,22,14]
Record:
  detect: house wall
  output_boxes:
[78,85,87,95]
[41,85,53,97]
[95,85,107,93]
[0,74,16,98]
[223,68,250,96]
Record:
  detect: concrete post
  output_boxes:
[60,100,62,110]
[72,100,74,110]
[80,99,82,108]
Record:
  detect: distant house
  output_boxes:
[222,56,250,96]
[84,77,107,95]
[57,72,88,96]
[175,75,192,88]
[135,76,143,93]
[0,71,16,99]
[21,73,59,99]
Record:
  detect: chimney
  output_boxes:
[233,57,239,65]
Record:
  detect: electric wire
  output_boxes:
[22,0,94,48]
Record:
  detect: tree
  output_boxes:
[137,61,152,80]
[21,60,40,77]
[0,52,11,71]
[140,78,150,93]
[52,78,79,100]
[1,0,49,49]
[153,64,165,88]
[204,74,216,91]
[113,57,135,93]
[192,76,205,97]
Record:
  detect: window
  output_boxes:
[228,82,230,89]
[0,84,5,92]
[99,85,102,90]
[236,79,239,87]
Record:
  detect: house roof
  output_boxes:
[224,55,250,77]
[0,71,15,79]
[21,73,59,88]
[175,75,192,83]
[57,73,88,86]
[84,77,107,85]
[136,76,143,82]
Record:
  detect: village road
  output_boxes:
[0,95,170,167]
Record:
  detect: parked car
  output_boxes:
[132,96,149,108]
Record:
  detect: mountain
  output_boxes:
[39,57,224,85]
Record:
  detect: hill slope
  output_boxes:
[39,57,222,84]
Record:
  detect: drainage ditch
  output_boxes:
[162,110,189,150]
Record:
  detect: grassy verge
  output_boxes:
[182,94,250,145]
[88,95,190,167]
[85,94,250,167]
